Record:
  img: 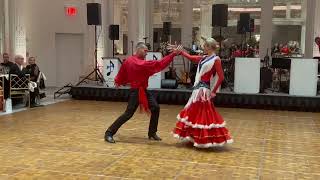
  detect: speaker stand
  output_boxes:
[112,40,115,57]
[131,41,134,55]
[76,25,105,86]
[143,37,147,44]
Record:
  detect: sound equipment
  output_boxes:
[239,13,250,32]
[212,4,228,57]
[109,25,119,40]
[109,25,119,57]
[212,4,228,27]
[237,20,245,34]
[87,3,101,25]
[163,22,171,35]
[161,79,178,89]
[165,67,177,80]
[76,3,104,86]
[272,58,291,70]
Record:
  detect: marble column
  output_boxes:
[312,0,320,57]
[128,0,139,55]
[200,2,212,40]
[300,0,306,55]
[4,0,10,53]
[181,0,193,48]
[103,0,115,58]
[113,0,122,54]
[2,0,27,58]
[12,0,27,58]
[259,0,273,58]
[128,0,153,55]
[0,0,4,53]
[145,0,154,48]
[304,0,316,58]
[286,2,291,19]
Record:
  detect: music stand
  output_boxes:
[76,25,105,86]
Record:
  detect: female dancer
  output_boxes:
[173,38,233,148]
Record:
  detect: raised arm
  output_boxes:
[180,51,202,63]
[212,58,224,94]
[143,52,177,76]
[153,52,177,72]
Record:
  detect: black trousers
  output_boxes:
[30,87,39,104]
[106,89,160,136]
[3,78,9,99]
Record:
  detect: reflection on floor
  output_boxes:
[0,100,319,179]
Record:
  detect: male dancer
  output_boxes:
[105,42,182,143]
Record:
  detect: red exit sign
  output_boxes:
[65,6,77,16]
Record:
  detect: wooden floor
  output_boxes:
[0,100,320,180]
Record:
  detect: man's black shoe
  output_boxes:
[148,133,162,141]
[104,131,115,143]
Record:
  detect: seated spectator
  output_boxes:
[24,56,43,108]
[1,53,14,71]
[10,55,26,77]
[1,53,14,99]
[25,57,39,82]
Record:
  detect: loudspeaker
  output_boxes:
[161,79,178,89]
[87,3,101,25]
[212,4,228,27]
[109,25,119,40]
[163,22,171,35]
[240,13,250,32]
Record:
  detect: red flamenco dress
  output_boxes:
[173,52,233,148]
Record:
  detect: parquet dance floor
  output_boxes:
[0,100,319,179]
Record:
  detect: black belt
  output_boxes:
[193,81,210,90]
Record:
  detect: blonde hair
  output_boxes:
[28,56,36,61]
[203,38,218,50]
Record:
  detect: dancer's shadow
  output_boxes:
[115,135,179,148]
[112,135,236,152]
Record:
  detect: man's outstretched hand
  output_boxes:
[167,44,183,55]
